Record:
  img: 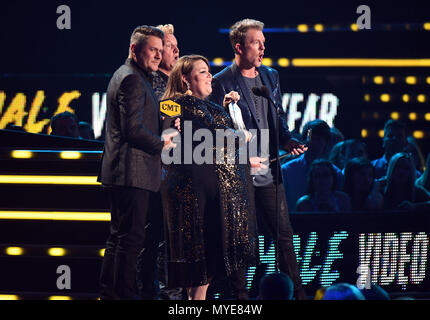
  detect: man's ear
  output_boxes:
[235,43,242,55]
[130,43,136,57]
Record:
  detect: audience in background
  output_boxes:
[282,120,343,211]
[360,285,390,300]
[343,157,383,211]
[327,126,345,158]
[380,152,430,211]
[78,121,95,140]
[258,272,294,300]
[416,153,430,196]
[372,120,408,179]
[50,111,80,138]
[329,139,367,170]
[405,136,425,174]
[322,283,365,300]
[296,159,351,212]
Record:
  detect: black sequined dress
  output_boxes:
[161,95,258,288]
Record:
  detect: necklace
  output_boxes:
[252,69,261,122]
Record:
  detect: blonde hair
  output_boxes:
[161,55,210,100]
[229,18,264,54]
[156,24,174,35]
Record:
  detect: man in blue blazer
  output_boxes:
[210,19,307,299]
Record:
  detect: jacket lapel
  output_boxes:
[257,66,277,129]
[126,59,161,127]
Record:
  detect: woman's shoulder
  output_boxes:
[166,94,197,105]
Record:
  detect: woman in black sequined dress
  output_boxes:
[160,55,259,300]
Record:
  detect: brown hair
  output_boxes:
[129,25,164,55]
[161,55,210,100]
[229,19,264,54]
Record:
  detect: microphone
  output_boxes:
[251,85,280,110]
[160,98,182,131]
[251,85,270,99]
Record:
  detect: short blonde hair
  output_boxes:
[229,19,264,54]
[156,24,174,35]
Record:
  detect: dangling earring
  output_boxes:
[184,82,192,95]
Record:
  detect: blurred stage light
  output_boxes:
[48,296,72,300]
[314,24,324,32]
[5,247,24,256]
[350,24,359,31]
[291,58,430,67]
[425,113,430,121]
[0,295,19,300]
[11,150,33,159]
[47,248,67,256]
[391,112,400,120]
[262,58,272,66]
[409,112,417,120]
[0,175,99,185]
[380,94,390,102]
[378,130,384,138]
[361,129,368,138]
[212,58,224,66]
[417,94,426,103]
[297,24,308,32]
[413,131,424,139]
[59,151,82,159]
[405,76,417,85]
[373,76,384,84]
[364,94,370,102]
[278,58,289,67]
[0,211,110,221]
[99,249,105,257]
[402,94,410,103]
[424,22,430,30]
[389,76,396,84]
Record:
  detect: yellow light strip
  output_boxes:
[291,58,430,67]
[5,247,24,256]
[59,151,82,160]
[11,150,33,159]
[0,175,100,185]
[47,248,67,256]
[0,295,19,300]
[0,211,110,221]
[48,296,72,300]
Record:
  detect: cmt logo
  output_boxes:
[160,100,181,117]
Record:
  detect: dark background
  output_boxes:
[0,0,429,73]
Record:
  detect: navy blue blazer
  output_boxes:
[210,62,291,147]
[209,62,292,183]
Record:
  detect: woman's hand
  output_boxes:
[223,91,240,108]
